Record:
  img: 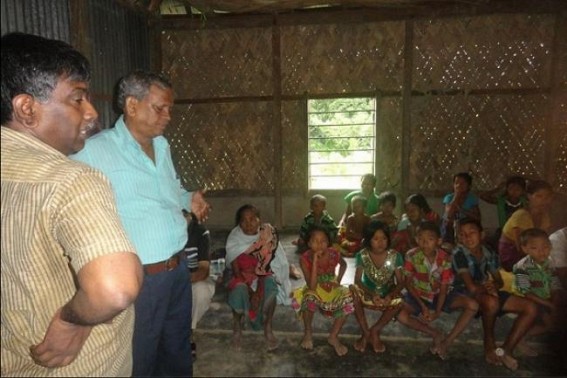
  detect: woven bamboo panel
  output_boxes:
[409,93,549,191]
[413,14,554,91]
[161,28,273,98]
[281,100,307,194]
[281,21,404,95]
[552,99,567,193]
[166,102,274,193]
[375,96,403,192]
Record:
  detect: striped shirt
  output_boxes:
[513,255,561,299]
[1,127,136,376]
[404,247,454,303]
[71,115,191,264]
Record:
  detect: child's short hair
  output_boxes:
[454,172,473,187]
[405,193,432,213]
[351,194,368,207]
[506,175,526,190]
[362,220,391,249]
[310,194,327,207]
[526,179,553,195]
[361,173,377,186]
[519,228,550,246]
[417,221,441,238]
[458,217,483,232]
[379,191,397,207]
[304,224,331,245]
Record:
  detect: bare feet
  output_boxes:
[371,335,386,353]
[300,334,313,350]
[232,331,242,350]
[430,341,448,360]
[265,333,279,351]
[328,337,348,356]
[353,336,368,352]
[485,349,502,366]
[499,353,519,371]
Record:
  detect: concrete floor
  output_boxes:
[193,231,566,377]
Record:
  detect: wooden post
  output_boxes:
[401,20,414,200]
[272,14,283,228]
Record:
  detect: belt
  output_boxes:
[143,251,185,275]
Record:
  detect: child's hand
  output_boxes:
[419,307,432,323]
[483,281,499,296]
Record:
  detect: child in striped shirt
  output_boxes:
[397,221,478,360]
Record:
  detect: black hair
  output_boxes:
[506,176,526,190]
[458,217,483,232]
[362,220,391,249]
[417,221,441,238]
[379,191,397,207]
[115,70,172,113]
[351,194,368,207]
[519,228,550,246]
[1,32,91,125]
[526,179,553,195]
[304,225,331,246]
[361,173,377,186]
[234,204,260,226]
[453,172,473,187]
[310,194,327,207]
[405,193,433,213]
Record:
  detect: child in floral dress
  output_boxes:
[292,225,354,356]
[350,220,405,354]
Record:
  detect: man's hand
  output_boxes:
[29,308,93,368]
[191,189,211,222]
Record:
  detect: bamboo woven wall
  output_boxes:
[161,11,566,201]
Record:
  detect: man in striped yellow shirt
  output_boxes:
[1,32,143,376]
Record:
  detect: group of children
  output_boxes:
[289,173,564,371]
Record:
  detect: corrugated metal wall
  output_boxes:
[1,0,151,129]
[1,0,70,41]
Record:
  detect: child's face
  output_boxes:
[416,230,441,254]
[370,229,389,253]
[521,236,551,264]
[352,199,365,215]
[506,183,524,203]
[308,230,329,253]
[361,177,375,195]
[406,203,422,223]
[528,188,553,212]
[453,176,470,194]
[311,200,326,217]
[458,223,482,251]
[380,201,395,216]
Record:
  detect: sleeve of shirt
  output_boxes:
[452,248,469,273]
[442,193,453,205]
[403,255,416,278]
[53,168,136,273]
[513,263,531,295]
[355,252,363,268]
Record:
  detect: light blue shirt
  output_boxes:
[70,115,191,264]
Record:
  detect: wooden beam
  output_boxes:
[401,19,413,201]
[272,15,283,229]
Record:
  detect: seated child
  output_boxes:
[480,175,527,251]
[292,226,354,356]
[339,173,379,227]
[370,191,399,233]
[452,218,538,371]
[350,220,404,354]
[294,194,339,254]
[391,194,429,255]
[441,172,481,248]
[513,228,563,356]
[337,195,371,257]
[397,221,478,360]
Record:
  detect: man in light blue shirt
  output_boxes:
[71,70,209,377]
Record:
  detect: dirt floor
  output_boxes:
[192,230,566,377]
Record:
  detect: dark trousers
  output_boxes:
[132,262,192,377]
